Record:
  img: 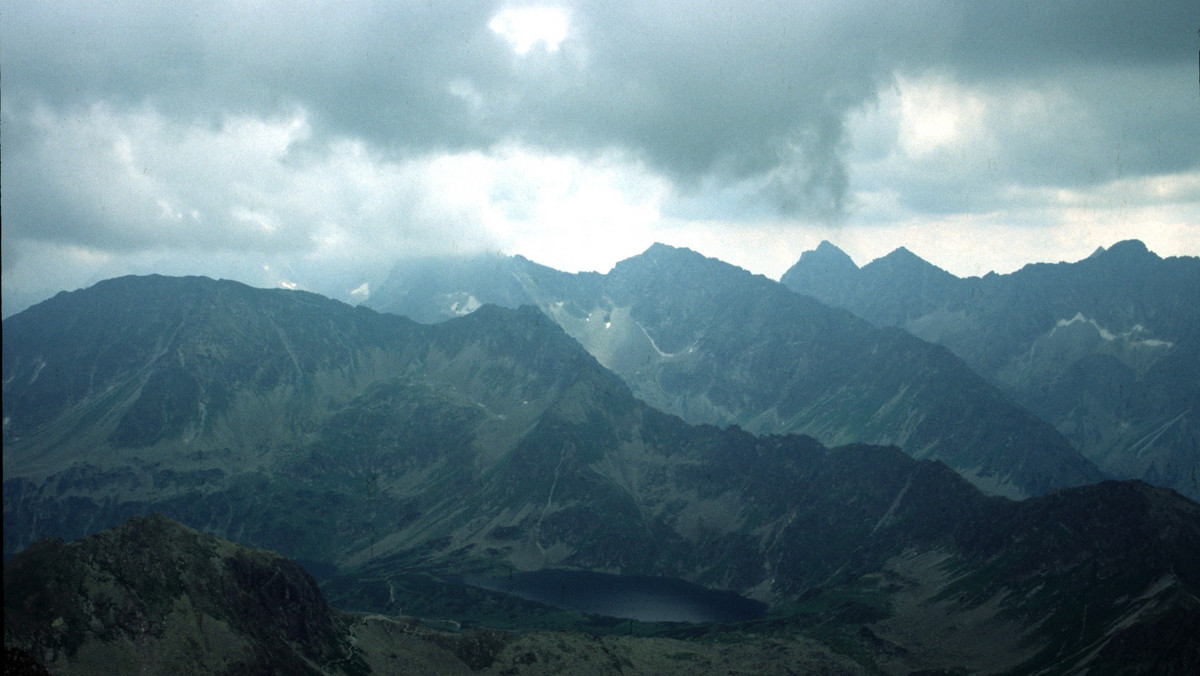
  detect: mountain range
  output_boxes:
[1,274,1065,589]
[781,239,1200,501]
[366,244,1102,498]
[4,271,1200,674]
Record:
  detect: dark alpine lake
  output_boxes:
[463,569,766,623]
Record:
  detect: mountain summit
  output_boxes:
[368,244,1102,498]
[782,240,1200,500]
[794,240,859,276]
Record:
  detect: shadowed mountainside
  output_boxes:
[3,514,351,675]
[5,514,878,676]
[367,245,1103,498]
[781,240,1200,500]
[6,498,1199,675]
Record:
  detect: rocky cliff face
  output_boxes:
[782,240,1200,500]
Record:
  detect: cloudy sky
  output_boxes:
[3,1,1198,316]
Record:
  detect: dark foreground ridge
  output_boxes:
[4,515,874,676]
[4,514,347,674]
[6,494,1199,676]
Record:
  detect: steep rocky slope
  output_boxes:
[368,245,1103,498]
[781,240,1200,500]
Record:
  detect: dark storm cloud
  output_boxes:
[5,0,1195,215]
[946,2,1198,182]
[2,0,1197,316]
[0,1,918,218]
[2,2,503,147]
[946,1,1194,72]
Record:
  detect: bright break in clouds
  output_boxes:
[2,0,1197,315]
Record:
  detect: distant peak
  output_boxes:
[780,241,858,289]
[812,240,855,262]
[864,246,932,271]
[1105,239,1151,256]
[1109,239,1148,251]
[642,242,700,258]
[1088,239,1158,265]
[798,241,857,269]
[882,246,920,261]
[622,242,710,267]
[861,246,957,281]
[610,243,752,286]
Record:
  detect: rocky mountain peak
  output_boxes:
[810,240,857,266]
[606,243,760,304]
[1090,238,1156,265]
[868,246,951,277]
[619,242,710,270]
[779,241,859,291]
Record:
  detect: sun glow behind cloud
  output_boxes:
[894,74,988,159]
[489,6,570,54]
[0,99,677,305]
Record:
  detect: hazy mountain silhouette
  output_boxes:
[368,244,1103,497]
[782,240,1200,500]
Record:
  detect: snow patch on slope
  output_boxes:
[1051,313,1173,349]
[1054,313,1116,341]
[450,294,483,315]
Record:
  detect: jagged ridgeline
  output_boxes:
[367,244,1103,498]
[2,275,1023,587]
[782,240,1200,501]
[4,274,1200,674]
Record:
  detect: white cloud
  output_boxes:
[489,6,571,54]
[1,101,678,310]
[828,66,1200,277]
[894,73,989,160]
